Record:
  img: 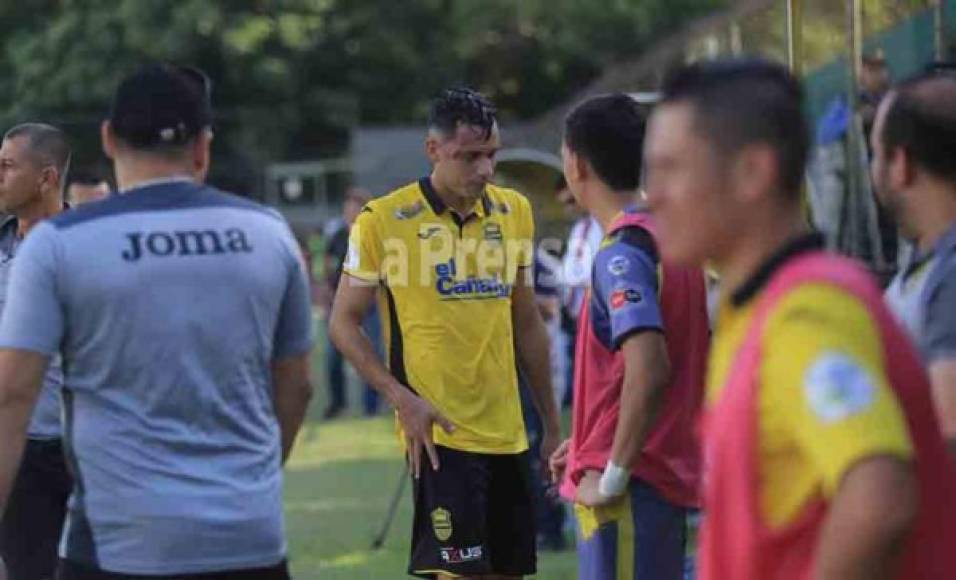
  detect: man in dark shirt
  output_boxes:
[323,187,381,418]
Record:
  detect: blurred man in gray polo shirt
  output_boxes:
[875,72,956,456]
[0,122,71,580]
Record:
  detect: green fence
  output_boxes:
[805,0,955,121]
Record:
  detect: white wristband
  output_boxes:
[598,461,629,498]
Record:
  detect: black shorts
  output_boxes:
[0,438,72,580]
[56,559,290,580]
[409,446,536,578]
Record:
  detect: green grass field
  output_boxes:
[283,330,578,579]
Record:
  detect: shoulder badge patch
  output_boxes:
[607,255,630,276]
[804,352,875,423]
[395,200,425,220]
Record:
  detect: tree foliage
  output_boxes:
[0,0,723,183]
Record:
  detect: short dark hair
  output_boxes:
[880,73,956,182]
[3,123,71,183]
[660,58,809,199]
[428,88,497,140]
[564,94,646,191]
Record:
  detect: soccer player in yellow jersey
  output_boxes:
[330,88,560,580]
[643,59,952,579]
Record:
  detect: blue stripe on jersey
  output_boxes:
[50,182,281,230]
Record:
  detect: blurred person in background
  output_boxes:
[859,49,892,137]
[322,186,382,419]
[551,94,708,580]
[859,50,900,272]
[534,244,568,408]
[876,73,956,456]
[65,167,110,206]
[646,57,955,580]
[0,122,72,580]
[521,247,569,552]
[0,64,314,579]
[557,178,602,408]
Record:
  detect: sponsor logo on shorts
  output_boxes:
[610,287,642,310]
[431,507,453,541]
[440,545,483,564]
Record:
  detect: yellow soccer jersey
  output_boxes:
[343,177,534,454]
[708,237,913,527]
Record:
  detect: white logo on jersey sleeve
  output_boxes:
[804,352,875,423]
[344,226,360,271]
[607,255,630,276]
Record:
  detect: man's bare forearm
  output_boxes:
[329,308,408,409]
[273,355,313,464]
[814,456,917,580]
[607,367,663,469]
[0,351,47,512]
[608,334,669,469]
[0,401,31,513]
[276,394,310,463]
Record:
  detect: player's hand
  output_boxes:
[396,390,454,479]
[540,427,561,475]
[548,438,571,485]
[576,470,615,508]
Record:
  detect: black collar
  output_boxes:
[730,233,825,307]
[418,177,492,218]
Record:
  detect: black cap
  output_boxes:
[109,63,212,148]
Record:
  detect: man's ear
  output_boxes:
[39,166,61,196]
[101,121,117,161]
[731,144,777,205]
[425,134,443,165]
[888,146,916,192]
[564,147,588,184]
[575,154,593,184]
[192,129,214,183]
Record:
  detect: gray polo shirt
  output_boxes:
[921,223,956,363]
[0,179,314,574]
[885,248,936,346]
[0,214,63,439]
